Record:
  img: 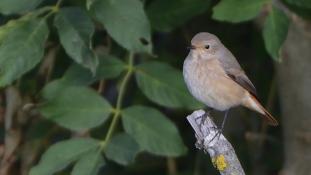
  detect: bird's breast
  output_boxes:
[183,56,245,111]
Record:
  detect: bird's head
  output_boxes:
[188,32,223,59]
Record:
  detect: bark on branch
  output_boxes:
[187,110,245,175]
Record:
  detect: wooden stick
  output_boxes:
[187,110,245,175]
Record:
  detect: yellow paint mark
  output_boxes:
[212,155,227,171]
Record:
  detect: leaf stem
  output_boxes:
[101,52,135,148]
[42,0,63,19]
[55,0,64,8]
[167,158,178,175]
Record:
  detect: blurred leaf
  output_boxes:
[39,80,112,131]
[284,0,311,9]
[104,133,140,165]
[0,18,49,87]
[263,6,289,61]
[212,0,268,23]
[62,63,96,86]
[0,14,42,42]
[0,18,26,42]
[90,0,152,53]
[96,54,127,80]
[62,54,126,86]
[72,150,105,175]
[40,79,68,100]
[0,0,44,15]
[55,7,98,74]
[135,61,202,109]
[86,0,96,10]
[122,105,187,156]
[147,0,209,32]
[30,138,100,175]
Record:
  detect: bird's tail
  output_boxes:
[243,93,279,126]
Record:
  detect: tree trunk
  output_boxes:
[277,17,311,175]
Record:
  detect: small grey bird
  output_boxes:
[183,32,278,127]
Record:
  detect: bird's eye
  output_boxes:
[204,45,210,49]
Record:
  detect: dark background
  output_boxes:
[0,0,310,175]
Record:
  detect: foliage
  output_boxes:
[0,18,49,86]
[135,61,202,109]
[39,80,112,131]
[212,0,290,61]
[147,0,210,32]
[263,7,289,60]
[30,138,103,175]
[212,0,269,23]
[0,0,44,15]
[90,0,152,53]
[0,0,309,174]
[54,7,98,74]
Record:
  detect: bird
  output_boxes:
[183,32,278,130]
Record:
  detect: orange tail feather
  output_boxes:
[260,105,278,126]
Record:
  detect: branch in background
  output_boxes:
[100,52,135,149]
[272,0,292,17]
[167,157,177,175]
[277,17,311,175]
[187,110,245,175]
[273,0,311,38]
[0,87,22,175]
[38,45,59,83]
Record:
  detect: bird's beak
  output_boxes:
[187,45,196,50]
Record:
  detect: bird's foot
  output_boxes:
[206,107,214,116]
[208,109,229,143]
[208,127,223,144]
[194,112,207,125]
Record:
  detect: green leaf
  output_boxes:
[0,0,44,15]
[263,7,289,61]
[0,18,49,87]
[104,133,140,165]
[135,61,202,109]
[147,0,210,32]
[0,18,26,42]
[62,63,96,86]
[39,80,112,131]
[72,150,105,175]
[122,105,187,156]
[212,0,268,23]
[54,7,98,74]
[62,54,126,86]
[40,80,68,100]
[96,54,127,80]
[90,0,152,53]
[30,138,100,175]
[86,0,96,10]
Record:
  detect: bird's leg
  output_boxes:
[194,113,204,123]
[220,109,229,131]
[194,113,207,134]
[209,109,230,143]
[206,107,214,116]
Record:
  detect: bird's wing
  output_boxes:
[218,50,258,97]
[226,69,257,97]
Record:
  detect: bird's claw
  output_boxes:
[208,127,223,144]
